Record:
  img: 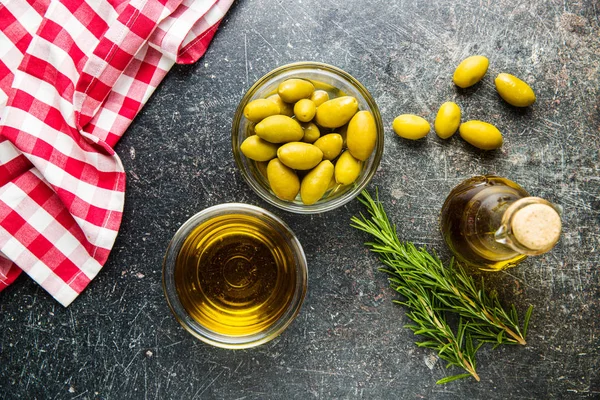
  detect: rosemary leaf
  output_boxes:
[436,374,474,385]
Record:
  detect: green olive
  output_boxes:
[266,94,294,116]
[315,96,359,128]
[300,160,334,205]
[277,142,323,170]
[346,110,377,161]
[334,150,361,185]
[278,79,315,103]
[459,120,503,150]
[243,99,281,123]
[301,122,321,143]
[310,90,329,106]
[494,73,536,107]
[294,99,316,122]
[255,115,304,143]
[313,133,343,160]
[434,102,461,139]
[239,135,278,161]
[267,158,299,201]
[453,55,489,88]
[392,114,430,140]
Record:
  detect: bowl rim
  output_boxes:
[162,203,308,349]
[232,61,384,214]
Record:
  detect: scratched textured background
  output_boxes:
[1,0,599,398]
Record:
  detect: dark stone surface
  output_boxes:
[1,0,599,398]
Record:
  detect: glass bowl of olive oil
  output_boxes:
[232,62,384,214]
[163,203,307,349]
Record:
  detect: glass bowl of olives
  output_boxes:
[232,62,384,214]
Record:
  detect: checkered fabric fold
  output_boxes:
[0,0,233,306]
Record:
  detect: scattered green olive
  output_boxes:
[453,55,489,88]
[494,73,536,107]
[434,102,461,139]
[386,57,534,156]
[459,120,503,150]
[392,114,430,140]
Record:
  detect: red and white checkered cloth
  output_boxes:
[0,0,233,306]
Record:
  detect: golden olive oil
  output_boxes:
[440,176,530,270]
[174,213,297,336]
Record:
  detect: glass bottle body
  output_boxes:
[440,175,560,271]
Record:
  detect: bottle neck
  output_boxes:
[494,197,562,256]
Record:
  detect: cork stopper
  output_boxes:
[511,203,561,251]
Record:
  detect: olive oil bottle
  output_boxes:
[440,175,562,271]
[174,213,297,337]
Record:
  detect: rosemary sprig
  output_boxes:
[350,190,533,383]
[392,274,482,382]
